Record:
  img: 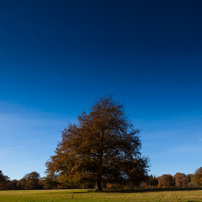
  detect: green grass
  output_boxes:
[0,189,202,201]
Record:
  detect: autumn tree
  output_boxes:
[187,174,195,187]
[46,96,149,191]
[0,170,9,190]
[147,176,159,188]
[17,178,27,189]
[40,176,58,189]
[8,180,18,190]
[174,172,189,188]
[159,174,173,188]
[194,167,202,187]
[18,172,42,190]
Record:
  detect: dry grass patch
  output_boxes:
[0,189,202,201]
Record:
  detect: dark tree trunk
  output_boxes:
[95,180,102,191]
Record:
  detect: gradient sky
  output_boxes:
[0,0,202,180]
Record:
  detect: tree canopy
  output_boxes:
[17,171,41,190]
[194,167,202,187]
[0,170,9,190]
[174,172,189,188]
[46,96,149,191]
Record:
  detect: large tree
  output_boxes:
[46,96,149,191]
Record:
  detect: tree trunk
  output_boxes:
[95,180,102,191]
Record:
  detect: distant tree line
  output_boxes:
[0,171,42,190]
[1,167,202,190]
[139,167,202,189]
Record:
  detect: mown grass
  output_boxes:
[0,189,202,202]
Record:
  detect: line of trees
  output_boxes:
[0,171,42,190]
[1,167,202,190]
[140,169,200,189]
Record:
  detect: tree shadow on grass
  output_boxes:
[49,187,202,194]
[90,187,202,193]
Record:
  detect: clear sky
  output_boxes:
[0,0,202,180]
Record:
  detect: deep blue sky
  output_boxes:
[0,0,202,180]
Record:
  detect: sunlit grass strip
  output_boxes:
[0,189,202,201]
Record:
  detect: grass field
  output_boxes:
[0,189,202,202]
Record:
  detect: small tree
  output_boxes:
[8,180,18,190]
[187,174,195,187]
[174,172,189,188]
[17,178,27,190]
[194,167,202,187]
[21,171,42,189]
[147,176,158,188]
[0,170,9,190]
[46,96,149,191]
[40,176,58,189]
[159,174,173,188]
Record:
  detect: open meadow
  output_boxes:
[0,189,202,202]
